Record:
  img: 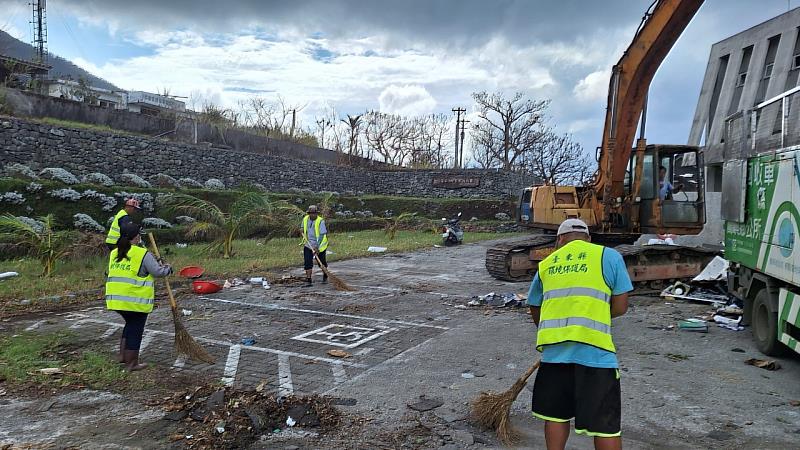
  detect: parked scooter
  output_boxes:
[441,212,464,246]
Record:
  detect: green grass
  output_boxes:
[32,117,142,136]
[0,331,128,388]
[0,229,519,304]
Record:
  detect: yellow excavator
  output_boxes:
[486,0,716,285]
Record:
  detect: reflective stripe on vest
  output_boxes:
[106,209,128,245]
[301,215,329,252]
[105,245,154,313]
[536,239,615,353]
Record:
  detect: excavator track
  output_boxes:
[486,238,718,285]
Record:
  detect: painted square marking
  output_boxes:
[291,324,394,348]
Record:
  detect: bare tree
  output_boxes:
[471,91,550,171]
[520,132,594,185]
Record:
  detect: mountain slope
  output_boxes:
[0,30,118,91]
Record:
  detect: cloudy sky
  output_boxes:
[0,0,797,162]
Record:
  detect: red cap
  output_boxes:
[125,198,141,209]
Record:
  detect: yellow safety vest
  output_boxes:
[105,245,155,314]
[536,239,615,353]
[301,215,329,252]
[106,209,128,245]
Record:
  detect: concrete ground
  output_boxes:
[2,238,800,449]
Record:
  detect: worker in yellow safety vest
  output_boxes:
[526,218,632,450]
[106,198,141,250]
[300,204,329,285]
[106,222,172,371]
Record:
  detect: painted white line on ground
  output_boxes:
[291,324,396,349]
[278,354,293,397]
[70,315,368,368]
[195,296,449,330]
[173,354,187,369]
[24,320,46,332]
[68,319,87,329]
[221,345,241,387]
[331,363,346,384]
[100,325,121,339]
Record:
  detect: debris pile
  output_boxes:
[467,292,526,308]
[156,385,341,448]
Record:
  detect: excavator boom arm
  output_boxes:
[594,0,704,223]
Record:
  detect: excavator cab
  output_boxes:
[627,144,705,234]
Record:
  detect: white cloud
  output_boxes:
[573,69,611,103]
[378,84,436,116]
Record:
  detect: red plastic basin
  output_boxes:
[192,280,221,295]
[179,266,205,279]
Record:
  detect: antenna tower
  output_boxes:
[31,0,48,66]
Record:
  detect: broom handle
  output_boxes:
[147,233,179,312]
[520,359,541,384]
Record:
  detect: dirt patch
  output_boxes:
[153,385,342,449]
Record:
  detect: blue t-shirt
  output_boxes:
[527,246,633,368]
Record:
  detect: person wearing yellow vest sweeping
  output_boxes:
[301,205,329,285]
[106,222,172,371]
[106,198,141,251]
[527,218,632,450]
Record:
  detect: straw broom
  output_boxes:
[471,359,540,445]
[147,233,215,364]
[314,253,355,291]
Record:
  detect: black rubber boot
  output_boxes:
[123,349,148,372]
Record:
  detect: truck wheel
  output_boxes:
[751,289,787,356]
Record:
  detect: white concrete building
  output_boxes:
[125,91,186,116]
[43,78,126,109]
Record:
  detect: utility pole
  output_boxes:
[459,117,469,169]
[452,107,466,168]
[290,109,296,139]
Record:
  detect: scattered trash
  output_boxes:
[367,246,387,253]
[256,380,268,392]
[433,244,443,248]
[214,421,226,434]
[647,237,676,245]
[745,358,782,371]
[693,256,730,282]
[38,368,64,375]
[262,280,271,290]
[0,271,19,280]
[678,319,708,333]
[407,396,444,412]
[326,349,351,358]
[286,416,296,427]
[453,305,467,309]
[223,280,232,289]
[461,372,475,379]
[250,277,264,285]
[241,338,256,346]
[713,315,744,331]
[717,304,744,316]
[661,282,728,305]
[789,400,800,407]
[192,280,222,295]
[468,292,526,308]
[176,243,188,249]
[731,348,746,353]
[182,309,192,317]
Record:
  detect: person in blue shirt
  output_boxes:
[527,218,632,450]
[658,166,683,200]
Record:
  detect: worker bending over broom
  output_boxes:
[106,222,172,371]
[527,218,632,450]
[301,204,329,285]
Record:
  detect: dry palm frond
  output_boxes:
[471,360,540,445]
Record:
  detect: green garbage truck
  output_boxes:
[723,86,800,356]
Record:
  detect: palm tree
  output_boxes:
[160,192,301,258]
[383,212,417,240]
[0,214,71,277]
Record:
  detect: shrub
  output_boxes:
[39,167,79,185]
[113,192,154,212]
[25,182,42,193]
[82,172,114,187]
[204,178,226,190]
[142,217,172,229]
[73,213,106,233]
[178,177,203,189]
[117,173,152,188]
[15,216,44,233]
[0,214,71,277]
[48,188,82,202]
[150,173,179,188]
[0,191,25,204]
[4,163,39,180]
[82,190,118,211]
[174,215,196,225]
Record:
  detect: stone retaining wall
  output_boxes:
[0,117,532,199]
